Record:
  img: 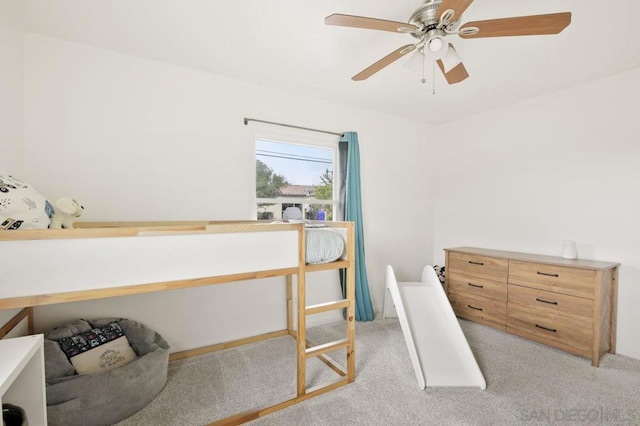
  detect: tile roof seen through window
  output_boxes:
[279,185,314,197]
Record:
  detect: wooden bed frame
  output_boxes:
[0,220,356,425]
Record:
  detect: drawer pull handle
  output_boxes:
[536,271,559,277]
[535,297,558,305]
[468,283,484,289]
[535,324,557,333]
[468,261,484,266]
[467,305,483,311]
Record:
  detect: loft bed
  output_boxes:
[0,220,356,425]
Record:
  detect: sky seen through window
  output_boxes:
[256,140,333,186]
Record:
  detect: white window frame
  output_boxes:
[248,122,340,221]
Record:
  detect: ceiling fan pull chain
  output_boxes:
[432,60,436,95]
[421,51,426,84]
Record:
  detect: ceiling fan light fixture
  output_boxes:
[429,38,449,60]
[428,37,443,52]
[424,28,448,59]
[403,49,426,76]
[441,44,463,73]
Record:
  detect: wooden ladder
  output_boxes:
[291,221,356,397]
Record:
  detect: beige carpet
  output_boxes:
[116,319,640,425]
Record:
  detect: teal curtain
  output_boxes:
[339,132,374,321]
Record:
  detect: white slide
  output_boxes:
[383,265,486,390]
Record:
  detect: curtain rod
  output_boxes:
[244,118,343,137]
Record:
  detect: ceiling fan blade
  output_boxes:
[436,45,469,85]
[436,61,469,84]
[325,13,418,33]
[436,0,474,21]
[352,44,416,81]
[459,12,571,38]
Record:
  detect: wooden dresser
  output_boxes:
[444,247,619,367]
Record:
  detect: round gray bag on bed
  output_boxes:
[44,318,170,426]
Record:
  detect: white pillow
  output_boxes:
[0,174,53,230]
[70,336,137,375]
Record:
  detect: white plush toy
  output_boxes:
[50,198,84,229]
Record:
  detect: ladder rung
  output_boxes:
[305,299,350,316]
[317,353,347,376]
[305,338,349,358]
[306,260,350,272]
[306,340,347,377]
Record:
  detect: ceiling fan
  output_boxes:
[325,0,571,84]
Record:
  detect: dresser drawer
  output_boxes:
[448,291,506,331]
[508,284,593,321]
[448,251,508,281]
[507,304,592,358]
[448,272,507,302]
[508,260,596,299]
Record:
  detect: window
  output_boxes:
[254,135,338,221]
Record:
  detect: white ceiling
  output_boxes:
[19,0,640,125]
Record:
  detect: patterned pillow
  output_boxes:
[57,322,137,375]
[0,174,53,230]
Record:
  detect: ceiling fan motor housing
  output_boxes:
[409,0,441,31]
[409,0,459,51]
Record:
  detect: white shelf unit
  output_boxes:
[0,334,47,425]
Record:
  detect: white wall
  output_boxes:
[0,0,25,331]
[0,0,23,175]
[431,68,640,360]
[20,34,434,350]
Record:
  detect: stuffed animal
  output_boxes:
[50,198,84,229]
[433,265,446,286]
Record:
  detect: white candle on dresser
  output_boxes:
[562,240,578,259]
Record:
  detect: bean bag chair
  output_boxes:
[44,318,170,426]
